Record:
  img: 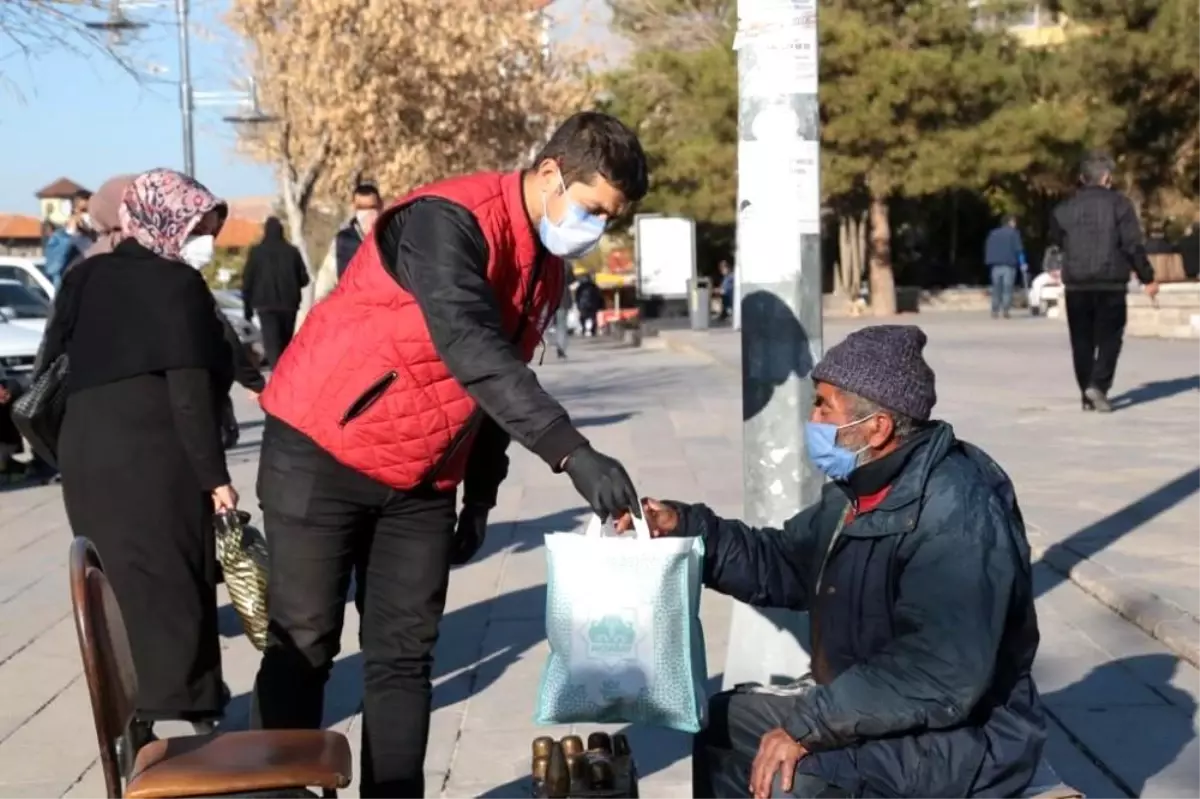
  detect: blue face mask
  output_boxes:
[804,415,875,481]
[539,170,605,259]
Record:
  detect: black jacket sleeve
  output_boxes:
[166,367,230,491]
[462,416,511,509]
[1115,194,1155,285]
[781,497,1018,750]
[295,247,311,289]
[379,199,587,469]
[218,313,266,393]
[677,501,824,610]
[241,248,258,320]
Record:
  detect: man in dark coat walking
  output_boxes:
[1050,152,1158,412]
[242,216,310,367]
[621,325,1045,799]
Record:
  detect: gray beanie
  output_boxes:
[812,325,937,421]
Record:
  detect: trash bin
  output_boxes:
[689,278,712,331]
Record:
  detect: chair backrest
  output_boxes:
[68,537,139,799]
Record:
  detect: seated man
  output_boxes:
[621,325,1045,798]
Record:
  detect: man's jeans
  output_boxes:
[554,308,569,354]
[990,264,1017,315]
[251,416,457,798]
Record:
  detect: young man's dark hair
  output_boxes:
[353,182,381,201]
[73,188,93,202]
[533,111,649,203]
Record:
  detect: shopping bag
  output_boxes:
[213,509,269,651]
[535,513,708,733]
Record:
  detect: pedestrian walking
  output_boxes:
[43,189,96,290]
[1179,211,1200,280]
[47,168,237,752]
[553,261,574,359]
[575,272,604,336]
[250,112,648,797]
[312,182,383,304]
[241,216,309,367]
[1050,152,1158,412]
[984,215,1027,318]
[717,259,735,322]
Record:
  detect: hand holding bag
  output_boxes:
[214,509,270,650]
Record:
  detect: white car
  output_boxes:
[0,257,53,305]
[0,279,50,336]
[0,312,45,388]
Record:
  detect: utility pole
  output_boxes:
[175,0,196,177]
[723,0,823,690]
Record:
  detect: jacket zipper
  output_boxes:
[338,371,399,427]
[423,249,549,484]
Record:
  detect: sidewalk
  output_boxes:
[0,334,1195,797]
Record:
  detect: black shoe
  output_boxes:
[1082,396,1096,411]
[1084,387,1113,413]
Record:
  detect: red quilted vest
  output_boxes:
[261,170,564,491]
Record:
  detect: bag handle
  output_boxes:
[584,508,651,540]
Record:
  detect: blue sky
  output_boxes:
[0,0,615,216]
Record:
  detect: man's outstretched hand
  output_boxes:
[615,499,680,537]
[750,728,808,799]
[563,444,639,520]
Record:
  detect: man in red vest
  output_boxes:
[251,112,648,797]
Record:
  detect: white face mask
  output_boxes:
[181,235,215,270]
[355,209,378,232]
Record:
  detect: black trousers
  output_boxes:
[251,416,457,798]
[1064,289,1127,394]
[257,309,297,367]
[694,691,849,799]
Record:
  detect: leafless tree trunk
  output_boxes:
[868,186,897,316]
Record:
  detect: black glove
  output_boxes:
[451,504,489,566]
[564,444,639,520]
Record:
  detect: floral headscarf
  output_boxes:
[118,168,228,261]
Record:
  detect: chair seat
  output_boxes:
[125,729,352,799]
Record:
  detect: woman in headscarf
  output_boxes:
[43,168,236,748]
[80,173,136,261]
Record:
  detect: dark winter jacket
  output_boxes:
[675,422,1044,797]
[1050,185,1154,289]
[984,225,1026,268]
[575,278,604,315]
[335,221,366,278]
[241,217,309,316]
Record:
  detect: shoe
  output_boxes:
[1002,310,1011,319]
[1081,396,1095,411]
[1083,386,1113,413]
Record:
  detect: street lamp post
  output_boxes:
[174,0,195,177]
[87,0,274,178]
[723,0,824,689]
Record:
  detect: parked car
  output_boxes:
[0,280,50,336]
[0,313,45,389]
[212,289,264,364]
[0,257,53,304]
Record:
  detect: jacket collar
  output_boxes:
[501,169,543,266]
[836,420,957,537]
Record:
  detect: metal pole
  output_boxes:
[176,0,196,177]
[723,0,823,690]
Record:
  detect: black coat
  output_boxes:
[242,217,309,316]
[677,422,1044,797]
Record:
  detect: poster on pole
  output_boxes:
[635,216,696,300]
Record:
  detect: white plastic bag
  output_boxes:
[534,514,708,732]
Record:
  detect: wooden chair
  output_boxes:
[69,537,353,798]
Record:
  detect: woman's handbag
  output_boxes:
[213,508,269,650]
[12,353,70,468]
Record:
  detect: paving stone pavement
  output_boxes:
[0,323,1195,798]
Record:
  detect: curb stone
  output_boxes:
[1026,524,1200,668]
[655,329,1200,669]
